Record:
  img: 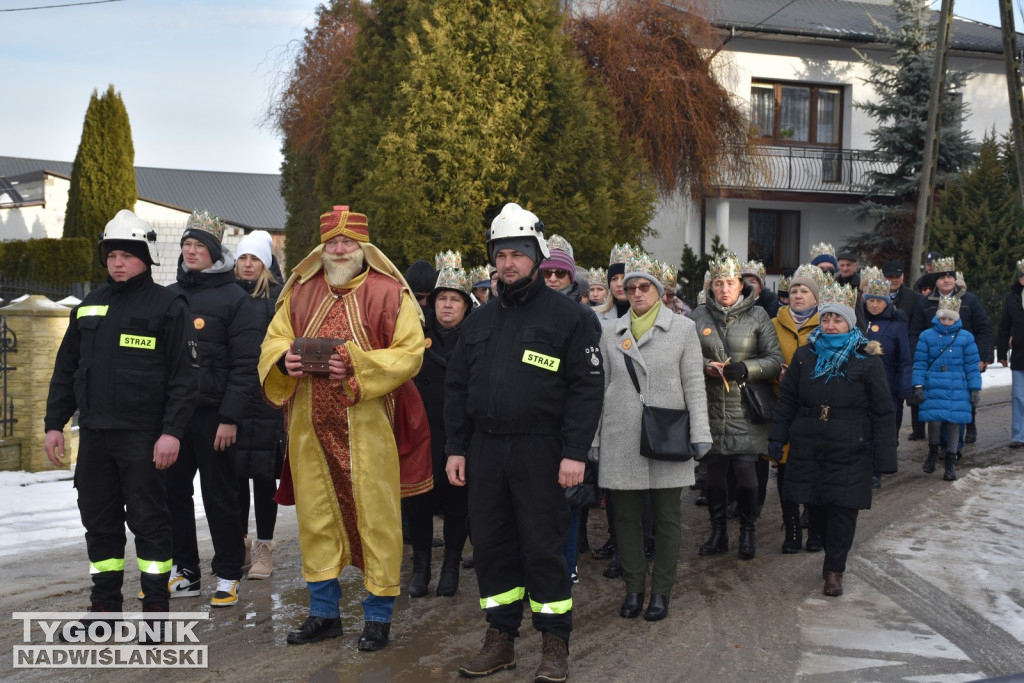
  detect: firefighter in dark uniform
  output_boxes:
[444,203,603,682]
[44,210,199,626]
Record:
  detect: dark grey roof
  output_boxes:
[0,156,285,231]
[698,0,1015,54]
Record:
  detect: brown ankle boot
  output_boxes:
[458,628,515,677]
[823,570,843,597]
[534,632,568,682]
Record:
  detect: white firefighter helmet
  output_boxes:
[99,210,160,266]
[486,202,550,264]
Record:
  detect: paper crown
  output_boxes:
[932,256,956,274]
[860,265,883,283]
[434,266,471,294]
[588,267,607,286]
[778,275,792,293]
[809,242,835,260]
[468,265,490,285]
[819,282,857,308]
[624,251,662,280]
[1017,258,1024,274]
[320,205,370,244]
[185,210,225,242]
[863,277,890,298]
[435,250,462,272]
[610,243,636,266]
[937,294,961,314]
[709,255,742,280]
[793,263,834,289]
[741,259,766,281]
[546,234,574,258]
[660,262,677,287]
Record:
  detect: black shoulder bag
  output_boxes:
[710,315,777,424]
[624,355,694,461]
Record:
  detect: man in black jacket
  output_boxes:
[166,210,262,608]
[444,203,603,682]
[996,259,1024,448]
[45,210,199,628]
[883,261,921,316]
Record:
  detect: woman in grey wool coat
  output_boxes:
[593,254,712,623]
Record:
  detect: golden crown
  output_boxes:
[660,262,677,286]
[932,256,956,273]
[819,282,857,308]
[434,267,471,294]
[937,294,961,313]
[435,250,462,272]
[587,267,607,285]
[185,209,225,241]
[809,242,834,260]
[792,263,833,289]
[741,259,766,281]
[709,256,742,280]
[468,265,490,284]
[778,275,792,292]
[863,277,890,299]
[546,234,573,258]
[860,265,883,283]
[624,251,661,280]
[609,243,636,266]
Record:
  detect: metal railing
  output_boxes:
[1,316,16,438]
[716,145,896,194]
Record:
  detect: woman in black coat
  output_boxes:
[768,284,897,598]
[404,257,472,597]
[996,260,1024,448]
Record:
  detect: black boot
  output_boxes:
[737,488,757,560]
[804,507,822,552]
[699,487,729,555]
[943,452,958,481]
[923,444,940,474]
[781,501,802,554]
[435,551,461,597]
[408,550,431,598]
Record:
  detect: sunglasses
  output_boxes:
[625,282,653,296]
[542,269,570,279]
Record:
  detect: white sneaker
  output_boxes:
[210,576,239,607]
[169,567,201,598]
[248,540,275,580]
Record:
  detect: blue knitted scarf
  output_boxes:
[808,328,868,382]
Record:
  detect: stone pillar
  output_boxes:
[1,295,78,472]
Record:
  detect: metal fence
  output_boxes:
[717,145,896,194]
[0,277,88,305]
[0,316,16,438]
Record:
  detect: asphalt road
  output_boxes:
[2,385,1022,682]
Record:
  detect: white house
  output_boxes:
[644,0,1018,280]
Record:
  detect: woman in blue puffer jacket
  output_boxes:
[909,295,982,482]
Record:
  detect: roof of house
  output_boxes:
[701,0,1014,54]
[0,156,285,231]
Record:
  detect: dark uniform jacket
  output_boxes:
[444,274,604,462]
[908,285,994,363]
[769,343,897,510]
[169,260,262,425]
[890,285,921,317]
[997,280,1024,371]
[415,310,466,480]
[45,270,199,437]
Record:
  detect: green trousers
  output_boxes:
[610,488,682,595]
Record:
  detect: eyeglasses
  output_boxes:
[625,282,653,296]
[542,269,570,279]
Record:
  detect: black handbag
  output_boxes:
[624,355,694,461]
[709,316,777,424]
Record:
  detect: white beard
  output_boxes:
[322,248,365,287]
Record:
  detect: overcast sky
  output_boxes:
[0,0,1013,176]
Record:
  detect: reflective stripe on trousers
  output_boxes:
[89,558,125,574]
[479,586,526,610]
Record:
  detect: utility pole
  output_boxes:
[999,0,1024,205]
[910,0,954,280]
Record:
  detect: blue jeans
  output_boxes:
[1013,370,1024,442]
[307,579,395,622]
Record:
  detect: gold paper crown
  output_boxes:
[863,277,890,298]
[860,266,883,283]
[809,242,835,260]
[819,282,857,308]
[624,251,662,281]
[185,209,225,241]
[546,234,574,259]
[741,259,766,281]
[937,294,961,313]
[793,263,834,289]
[778,275,792,292]
[587,267,607,285]
[468,265,490,284]
[434,267,471,294]
[660,262,677,287]
[1017,258,1024,274]
[709,256,742,280]
[435,250,462,272]
[932,256,956,273]
[609,243,636,266]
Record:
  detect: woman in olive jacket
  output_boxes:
[690,257,783,561]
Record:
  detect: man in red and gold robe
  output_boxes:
[258,206,426,652]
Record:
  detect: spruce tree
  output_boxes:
[321,0,655,269]
[64,85,138,282]
[845,0,976,262]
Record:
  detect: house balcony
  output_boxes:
[713,145,895,197]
